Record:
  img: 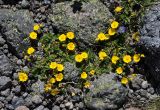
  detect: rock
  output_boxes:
[22,66,29,73]
[21,0,29,8]
[65,102,73,109]
[16,59,23,65]
[12,97,25,108]
[130,74,143,90]
[84,73,128,110]
[34,105,44,110]
[31,95,42,104]
[12,86,21,94]
[52,105,60,110]
[0,101,4,109]
[49,0,112,48]
[64,62,79,82]
[126,107,141,110]
[0,76,11,91]
[15,106,29,110]
[31,80,45,94]
[141,81,149,89]
[139,4,160,88]
[0,89,10,97]
[0,35,5,46]
[145,97,160,110]
[0,50,13,76]
[0,9,33,57]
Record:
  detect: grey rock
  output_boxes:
[6,104,14,110]
[0,101,4,109]
[21,0,30,8]
[22,66,29,73]
[0,0,3,5]
[52,105,60,110]
[60,104,65,108]
[15,106,29,110]
[12,86,21,94]
[139,4,160,88]
[0,76,11,91]
[25,96,33,107]
[34,105,44,110]
[49,0,112,48]
[130,75,143,90]
[64,62,79,82]
[65,102,73,109]
[0,9,33,58]
[31,95,42,104]
[147,87,155,94]
[0,50,13,76]
[78,102,84,109]
[84,73,128,110]
[141,81,149,89]
[6,93,14,102]
[22,93,28,98]
[12,96,25,108]
[0,35,5,46]
[1,89,10,97]
[16,59,23,65]
[31,80,45,94]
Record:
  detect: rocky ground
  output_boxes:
[0,0,160,110]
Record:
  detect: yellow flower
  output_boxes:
[96,33,109,41]
[123,55,132,63]
[114,6,123,13]
[57,64,64,72]
[55,73,64,81]
[84,81,91,88]
[27,47,35,55]
[81,52,88,59]
[141,54,145,57]
[75,54,83,63]
[49,62,57,69]
[133,54,141,63]
[66,32,75,39]
[81,72,87,79]
[132,32,140,42]
[116,67,123,74]
[90,70,95,75]
[67,42,75,51]
[59,34,66,42]
[108,28,116,36]
[98,51,107,60]
[51,88,60,96]
[111,56,119,64]
[18,72,28,82]
[111,21,119,29]
[49,78,56,84]
[44,83,52,92]
[121,77,128,85]
[29,32,37,39]
[33,24,40,31]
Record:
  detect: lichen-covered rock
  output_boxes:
[0,9,33,58]
[145,97,160,110]
[0,50,13,76]
[84,73,128,110]
[139,4,160,87]
[49,0,112,48]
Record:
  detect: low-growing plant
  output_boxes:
[18,0,150,96]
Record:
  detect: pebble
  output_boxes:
[22,66,29,73]
[65,102,73,109]
[52,105,60,110]
[15,106,29,110]
[141,81,149,89]
[32,95,42,104]
[0,76,11,91]
[21,0,30,8]
[60,104,65,108]
[16,59,23,65]
[34,105,44,110]
[1,89,10,97]
[0,36,5,45]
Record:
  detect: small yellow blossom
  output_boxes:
[49,78,56,84]
[123,55,132,63]
[66,32,75,39]
[81,52,88,59]
[114,6,123,13]
[75,54,83,63]
[90,70,95,75]
[98,51,107,60]
[67,42,75,51]
[132,32,140,42]
[108,28,116,36]
[29,32,37,39]
[141,54,145,57]
[51,88,60,96]
[49,62,57,69]
[33,24,40,31]
[44,83,52,92]
[81,72,87,79]
[18,72,28,82]
[111,56,119,64]
[96,33,109,41]
[57,64,64,72]
[111,21,119,29]
[59,34,67,42]
[84,81,91,88]
[133,54,141,63]
[116,67,123,74]
[55,73,64,81]
[121,77,128,85]
[27,47,35,55]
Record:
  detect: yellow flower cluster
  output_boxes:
[49,62,64,72]
[75,52,88,62]
[59,32,75,42]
